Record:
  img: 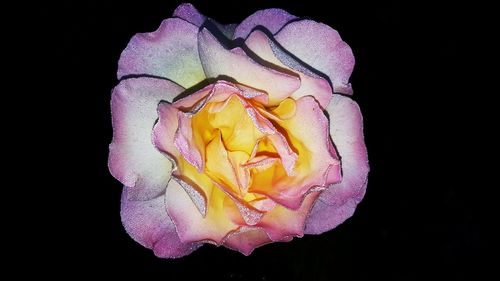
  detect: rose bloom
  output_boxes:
[109,3,369,257]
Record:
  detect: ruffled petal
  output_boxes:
[202,95,266,155]
[165,178,239,244]
[275,20,355,94]
[117,18,205,88]
[120,187,199,258]
[223,227,272,256]
[153,101,180,156]
[267,132,298,176]
[173,3,236,38]
[205,130,241,192]
[197,28,300,106]
[109,78,184,200]
[173,81,236,112]
[174,112,204,172]
[222,192,264,226]
[173,3,206,27]
[245,29,333,108]
[154,101,220,218]
[249,96,341,209]
[305,95,369,234]
[233,8,298,39]
[257,191,321,241]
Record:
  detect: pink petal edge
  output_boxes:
[223,227,273,256]
[275,20,355,95]
[120,187,200,258]
[173,3,206,27]
[233,8,298,39]
[305,95,369,234]
[173,3,237,38]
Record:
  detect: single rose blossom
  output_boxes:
[109,3,369,257]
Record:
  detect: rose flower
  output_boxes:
[109,3,369,257]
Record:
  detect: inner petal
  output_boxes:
[165,178,239,244]
[162,81,335,237]
[269,98,297,120]
[248,96,341,209]
[204,95,266,154]
[205,130,243,194]
[228,150,252,194]
[174,112,204,172]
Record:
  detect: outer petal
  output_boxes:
[233,8,298,39]
[275,20,355,94]
[120,187,199,258]
[245,30,333,108]
[165,179,239,244]
[117,18,205,88]
[173,3,236,38]
[305,95,369,234]
[197,28,300,106]
[223,227,272,256]
[173,3,206,27]
[109,78,184,200]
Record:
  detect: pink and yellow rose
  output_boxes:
[109,3,369,257]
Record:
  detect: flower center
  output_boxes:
[171,81,301,220]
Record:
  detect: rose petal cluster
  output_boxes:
[109,3,369,257]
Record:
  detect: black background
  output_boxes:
[51,0,484,279]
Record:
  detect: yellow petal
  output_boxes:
[205,130,241,194]
[270,98,296,120]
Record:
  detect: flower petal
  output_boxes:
[245,30,333,108]
[223,192,264,226]
[202,95,266,155]
[174,112,204,172]
[233,8,298,39]
[165,178,239,244]
[172,3,206,27]
[152,101,180,161]
[275,20,355,94]
[109,78,184,200]
[117,18,205,88]
[257,191,321,241]
[305,95,369,234]
[173,81,236,112]
[197,27,300,106]
[120,187,199,258]
[171,176,207,217]
[173,3,236,38]
[223,227,272,256]
[228,151,252,193]
[267,132,298,176]
[154,101,218,218]
[249,96,341,209]
[205,130,241,193]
